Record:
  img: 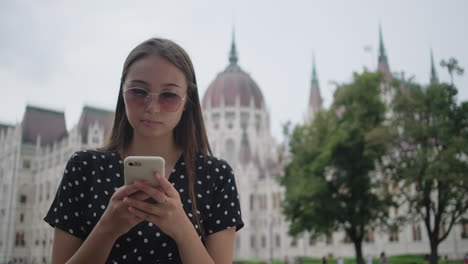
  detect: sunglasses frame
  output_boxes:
[123,87,186,112]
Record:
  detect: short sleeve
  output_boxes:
[203,159,244,236]
[44,152,90,240]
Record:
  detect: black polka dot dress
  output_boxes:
[44,150,244,264]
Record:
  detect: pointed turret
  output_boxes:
[430,49,439,84]
[225,28,241,73]
[377,24,392,81]
[312,55,319,86]
[378,25,388,65]
[229,29,238,65]
[307,54,323,121]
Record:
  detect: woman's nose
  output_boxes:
[144,94,161,112]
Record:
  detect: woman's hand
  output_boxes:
[96,184,145,239]
[122,173,193,241]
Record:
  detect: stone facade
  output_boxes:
[0,106,113,264]
[0,33,467,264]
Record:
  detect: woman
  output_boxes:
[44,38,244,264]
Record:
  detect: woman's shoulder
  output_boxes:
[195,154,235,185]
[196,154,232,170]
[67,149,120,164]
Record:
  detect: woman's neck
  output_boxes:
[125,133,182,160]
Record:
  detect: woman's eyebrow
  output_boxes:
[161,83,183,89]
[127,79,150,86]
[127,80,183,89]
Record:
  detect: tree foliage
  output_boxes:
[387,75,468,264]
[281,71,394,264]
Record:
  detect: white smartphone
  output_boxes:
[123,156,165,186]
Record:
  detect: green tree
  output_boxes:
[387,69,468,264]
[281,72,394,264]
[440,57,464,85]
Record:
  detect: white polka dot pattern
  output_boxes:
[44,150,244,263]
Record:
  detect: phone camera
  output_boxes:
[128,162,134,166]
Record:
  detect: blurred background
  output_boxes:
[0,1,467,263]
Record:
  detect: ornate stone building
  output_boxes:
[0,30,467,263]
[0,106,113,263]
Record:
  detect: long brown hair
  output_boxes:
[101,38,212,241]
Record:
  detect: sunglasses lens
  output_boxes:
[124,88,148,106]
[159,92,183,112]
[124,88,183,112]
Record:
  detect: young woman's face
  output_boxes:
[123,55,188,140]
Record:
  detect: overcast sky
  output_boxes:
[1,0,467,141]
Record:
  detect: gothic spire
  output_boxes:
[377,24,392,81]
[308,53,323,120]
[378,24,388,65]
[312,54,319,85]
[229,28,238,65]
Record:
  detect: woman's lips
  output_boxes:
[141,120,162,126]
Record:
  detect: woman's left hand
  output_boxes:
[122,173,193,241]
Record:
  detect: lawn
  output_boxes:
[234,254,464,264]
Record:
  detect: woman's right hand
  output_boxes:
[52,184,150,264]
[95,183,146,239]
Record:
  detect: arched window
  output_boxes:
[19,195,27,204]
[461,222,468,239]
[389,225,399,242]
[235,236,241,249]
[46,181,51,200]
[39,184,43,202]
[250,235,256,248]
[225,139,236,168]
[413,224,421,241]
[290,236,298,247]
[365,227,375,243]
[275,234,281,248]
[249,194,254,211]
[261,235,266,248]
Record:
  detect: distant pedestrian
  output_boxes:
[463,253,468,264]
[338,257,344,264]
[379,252,388,264]
[367,256,373,264]
[322,256,328,264]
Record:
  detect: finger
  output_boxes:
[112,184,141,200]
[128,205,160,224]
[134,181,167,203]
[123,197,163,216]
[155,172,177,197]
[156,186,165,193]
[129,212,144,222]
[128,191,151,201]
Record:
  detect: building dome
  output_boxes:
[202,36,265,110]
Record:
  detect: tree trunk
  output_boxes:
[353,239,364,264]
[429,238,439,264]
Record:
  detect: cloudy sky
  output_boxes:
[1,0,467,140]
